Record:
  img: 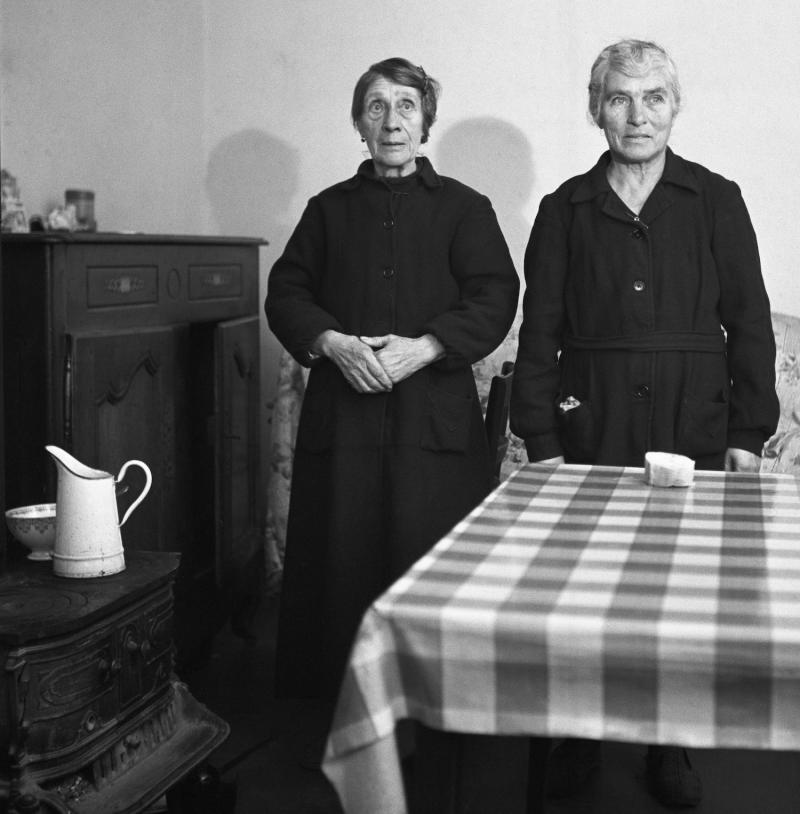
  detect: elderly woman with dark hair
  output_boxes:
[511,39,778,808]
[266,58,519,728]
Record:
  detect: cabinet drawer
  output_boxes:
[87,264,159,307]
[59,241,259,329]
[188,262,243,300]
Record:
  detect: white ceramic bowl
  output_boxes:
[5,503,57,560]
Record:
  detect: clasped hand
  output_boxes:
[724,447,761,473]
[316,331,443,394]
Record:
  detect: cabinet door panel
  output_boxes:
[69,326,191,554]
[2,236,263,663]
[215,316,261,599]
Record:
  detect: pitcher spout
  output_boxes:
[46,444,127,578]
[45,445,111,480]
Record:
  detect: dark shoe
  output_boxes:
[545,738,601,799]
[646,746,702,808]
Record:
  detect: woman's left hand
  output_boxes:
[724,447,762,473]
[360,333,445,385]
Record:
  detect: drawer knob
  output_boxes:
[99,657,122,676]
[126,637,151,657]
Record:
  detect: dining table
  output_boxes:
[321,462,800,813]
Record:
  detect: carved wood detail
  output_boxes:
[232,343,252,379]
[96,352,160,408]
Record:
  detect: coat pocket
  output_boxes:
[557,397,597,463]
[421,386,473,453]
[677,395,729,458]
[295,387,333,453]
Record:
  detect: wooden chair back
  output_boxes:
[485,361,514,486]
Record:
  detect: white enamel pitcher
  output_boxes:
[46,445,152,578]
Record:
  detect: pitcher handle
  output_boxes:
[116,460,153,527]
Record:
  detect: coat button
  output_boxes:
[631,228,644,239]
[634,384,650,398]
[383,219,394,229]
[633,279,645,292]
[382,267,395,279]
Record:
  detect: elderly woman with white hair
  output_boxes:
[511,39,778,808]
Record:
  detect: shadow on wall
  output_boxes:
[205,128,300,239]
[206,129,301,589]
[433,117,535,270]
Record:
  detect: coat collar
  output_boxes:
[340,156,444,191]
[569,147,701,204]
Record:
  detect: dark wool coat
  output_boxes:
[265,157,519,699]
[510,149,779,470]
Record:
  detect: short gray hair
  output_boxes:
[588,39,681,126]
[351,58,441,144]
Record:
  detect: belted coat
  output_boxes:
[266,157,519,699]
[511,149,779,469]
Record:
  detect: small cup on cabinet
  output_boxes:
[65,189,96,231]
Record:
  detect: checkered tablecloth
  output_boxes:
[323,463,800,813]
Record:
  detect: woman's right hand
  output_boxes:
[313,330,394,393]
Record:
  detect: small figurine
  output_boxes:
[1,168,29,233]
[46,205,78,232]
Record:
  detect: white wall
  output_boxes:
[0,0,206,234]
[3,0,799,419]
[199,0,800,304]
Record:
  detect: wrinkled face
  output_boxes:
[357,78,424,177]
[600,67,677,166]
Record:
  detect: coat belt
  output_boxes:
[564,331,725,353]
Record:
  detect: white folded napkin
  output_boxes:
[644,451,695,487]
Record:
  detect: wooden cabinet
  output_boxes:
[0,551,228,813]
[1,233,265,664]
[0,242,5,573]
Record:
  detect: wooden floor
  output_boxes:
[178,592,341,813]
[178,594,800,814]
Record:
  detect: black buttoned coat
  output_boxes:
[511,149,778,469]
[266,158,519,699]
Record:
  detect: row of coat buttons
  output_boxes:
[626,216,650,400]
[383,216,395,274]
[630,226,646,292]
[383,210,395,280]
